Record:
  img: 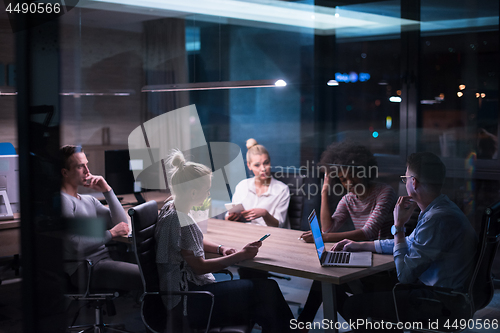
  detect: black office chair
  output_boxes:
[129,200,253,333]
[275,172,306,231]
[272,170,322,231]
[66,259,133,333]
[392,200,500,332]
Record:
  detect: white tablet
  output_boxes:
[224,203,245,213]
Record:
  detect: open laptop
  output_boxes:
[308,210,372,267]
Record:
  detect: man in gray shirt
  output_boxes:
[61,145,141,292]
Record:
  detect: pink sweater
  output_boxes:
[326,183,397,240]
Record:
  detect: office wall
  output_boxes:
[0,16,16,149]
[54,4,498,216]
[227,26,303,168]
[59,15,143,147]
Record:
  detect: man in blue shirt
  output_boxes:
[333,152,478,331]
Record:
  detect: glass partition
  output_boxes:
[3,0,499,330]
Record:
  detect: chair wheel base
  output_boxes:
[67,323,134,333]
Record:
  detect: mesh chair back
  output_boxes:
[470,201,500,312]
[129,200,166,332]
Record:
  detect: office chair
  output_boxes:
[129,200,253,333]
[66,259,134,333]
[276,172,306,231]
[392,200,500,332]
[272,170,322,231]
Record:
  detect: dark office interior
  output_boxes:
[0,0,499,332]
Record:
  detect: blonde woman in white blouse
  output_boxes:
[226,138,290,229]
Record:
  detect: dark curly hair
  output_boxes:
[319,142,378,180]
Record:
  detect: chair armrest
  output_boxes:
[64,259,94,297]
[66,291,118,301]
[141,290,215,300]
[392,282,469,299]
[393,282,454,293]
[141,290,215,333]
[392,283,471,324]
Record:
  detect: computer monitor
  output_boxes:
[104,149,160,203]
[105,150,137,196]
[0,155,19,219]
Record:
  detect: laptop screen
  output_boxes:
[308,210,325,260]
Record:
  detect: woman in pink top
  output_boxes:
[297,142,397,330]
[301,142,396,242]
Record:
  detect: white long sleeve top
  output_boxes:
[231,176,290,228]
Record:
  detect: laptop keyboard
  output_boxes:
[326,252,351,264]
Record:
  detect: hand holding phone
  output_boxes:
[259,233,271,241]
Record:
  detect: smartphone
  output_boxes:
[259,233,271,241]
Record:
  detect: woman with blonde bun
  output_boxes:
[155,149,293,332]
[226,138,290,228]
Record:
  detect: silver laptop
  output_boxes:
[308,210,372,267]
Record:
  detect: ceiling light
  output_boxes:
[274,79,287,87]
[142,79,287,92]
[83,0,417,33]
[60,92,131,96]
[327,80,339,86]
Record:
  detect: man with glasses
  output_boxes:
[332,152,478,331]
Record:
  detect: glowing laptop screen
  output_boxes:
[308,210,325,260]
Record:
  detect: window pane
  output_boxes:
[419,0,499,160]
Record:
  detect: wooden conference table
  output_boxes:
[204,219,395,333]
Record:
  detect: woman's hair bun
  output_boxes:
[246,138,258,150]
[170,150,186,168]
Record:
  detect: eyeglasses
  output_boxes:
[400,175,418,184]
